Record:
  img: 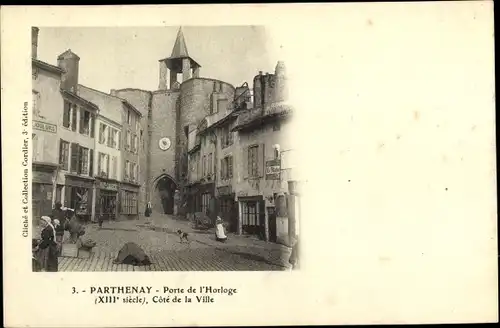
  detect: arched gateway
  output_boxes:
[152,174,178,215]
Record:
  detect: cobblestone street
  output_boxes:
[42,213,293,271]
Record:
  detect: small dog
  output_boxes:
[177,230,189,243]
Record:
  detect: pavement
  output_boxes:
[36,212,293,271]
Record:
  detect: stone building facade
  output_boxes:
[32,26,300,244]
[31,27,64,221]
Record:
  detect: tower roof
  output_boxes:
[162,27,201,70]
[170,27,190,59]
[57,49,80,60]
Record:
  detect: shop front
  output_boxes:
[237,195,266,238]
[95,178,119,222]
[120,182,140,220]
[64,174,95,222]
[32,163,58,223]
[216,185,237,233]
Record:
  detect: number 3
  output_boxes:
[72,287,76,294]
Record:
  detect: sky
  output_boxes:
[37,26,277,93]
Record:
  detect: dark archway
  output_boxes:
[155,175,177,215]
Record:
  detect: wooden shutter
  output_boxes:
[98,124,103,144]
[106,155,110,178]
[97,152,101,176]
[76,145,82,174]
[79,109,85,134]
[117,131,121,149]
[63,102,70,127]
[258,143,265,178]
[59,139,64,165]
[89,149,94,176]
[243,147,249,179]
[70,143,78,172]
[90,114,95,138]
[71,105,77,131]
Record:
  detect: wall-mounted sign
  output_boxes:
[99,181,118,191]
[265,159,281,180]
[217,186,232,196]
[33,120,57,134]
[159,137,171,151]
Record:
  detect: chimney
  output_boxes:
[57,49,80,92]
[31,27,39,59]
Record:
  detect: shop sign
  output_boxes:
[32,171,54,184]
[217,186,232,196]
[99,181,118,191]
[33,120,57,134]
[265,159,281,180]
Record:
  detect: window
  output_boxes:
[113,129,119,148]
[221,156,233,180]
[273,122,281,131]
[126,131,131,150]
[242,201,260,227]
[127,110,131,124]
[207,153,212,176]
[105,127,118,148]
[79,110,91,136]
[132,134,138,153]
[79,147,89,175]
[217,99,229,113]
[221,126,233,148]
[248,145,259,177]
[136,120,140,132]
[99,123,106,144]
[98,152,110,178]
[130,163,136,182]
[120,191,138,215]
[202,193,211,215]
[63,101,71,128]
[70,143,79,173]
[202,155,206,177]
[111,156,118,180]
[59,139,69,170]
[124,160,130,180]
[32,90,40,117]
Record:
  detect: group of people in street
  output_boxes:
[32,202,85,272]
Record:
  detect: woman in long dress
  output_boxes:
[215,217,227,242]
[36,216,58,272]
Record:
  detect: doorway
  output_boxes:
[267,207,277,242]
[155,176,177,215]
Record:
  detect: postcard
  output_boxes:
[1,3,497,327]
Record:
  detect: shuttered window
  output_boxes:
[70,143,79,173]
[248,145,258,177]
[89,149,94,176]
[63,101,71,128]
[59,139,69,170]
[71,105,77,131]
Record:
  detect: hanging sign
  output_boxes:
[265,159,281,180]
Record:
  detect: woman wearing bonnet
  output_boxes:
[35,216,59,272]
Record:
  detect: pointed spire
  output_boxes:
[170,26,190,59]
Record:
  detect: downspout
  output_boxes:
[146,91,153,204]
